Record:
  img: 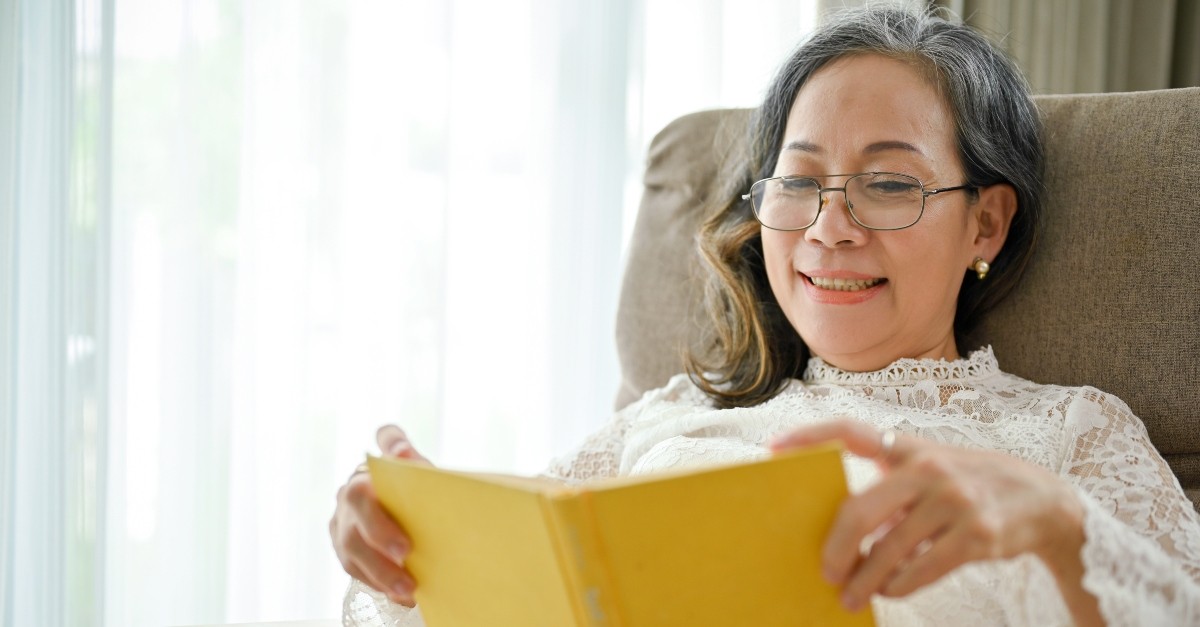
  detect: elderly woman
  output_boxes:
[331,7,1200,626]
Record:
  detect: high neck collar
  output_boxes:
[803,346,1000,386]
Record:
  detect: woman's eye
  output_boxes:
[868,181,918,194]
[780,178,819,193]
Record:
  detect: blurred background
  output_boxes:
[1,0,1195,625]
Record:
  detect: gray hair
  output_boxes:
[750,6,1045,341]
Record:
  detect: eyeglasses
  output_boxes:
[742,172,975,231]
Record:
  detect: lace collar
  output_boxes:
[803,346,1000,386]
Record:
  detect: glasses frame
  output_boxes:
[741,172,976,231]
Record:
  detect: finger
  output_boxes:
[342,475,413,564]
[344,561,414,608]
[376,424,408,455]
[376,424,430,463]
[346,528,419,606]
[822,462,927,585]
[881,521,977,598]
[770,419,915,463]
[344,546,419,609]
[341,540,410,604]
[343,562,374,592]
[839,496,953,610]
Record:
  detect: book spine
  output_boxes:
[541,493,622,627]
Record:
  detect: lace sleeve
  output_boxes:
[1060,388,1200,625]
[343,578,425,627]
[539,407,633,485]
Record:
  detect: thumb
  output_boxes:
[376,424,431,464]
[769,418,892,460]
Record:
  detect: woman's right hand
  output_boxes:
[330,425,430,607]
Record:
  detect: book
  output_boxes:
[367,444,876,627]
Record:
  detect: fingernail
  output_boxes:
[389,542,409,563]
[391,581,410,601]
[841,591,860,611]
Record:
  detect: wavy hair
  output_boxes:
[685,6,1045,408]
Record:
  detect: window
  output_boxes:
[1,0,820,624]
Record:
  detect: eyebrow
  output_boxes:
[783,140,926,156]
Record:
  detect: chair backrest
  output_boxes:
[615,88,1200,509]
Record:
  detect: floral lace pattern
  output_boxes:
[802,346,1001,385]
[343,347,1200,627]
[343,578,425,627]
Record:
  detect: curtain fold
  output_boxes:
[0,0,17,613]
[1,0,111,625]
[934,0,1200,93]
[3,1,77,625]
[1174,0,1200,87]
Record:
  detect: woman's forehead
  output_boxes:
[781,54,956,159]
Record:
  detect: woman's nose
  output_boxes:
[804,189,868,247]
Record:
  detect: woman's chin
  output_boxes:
[800,333,890,370]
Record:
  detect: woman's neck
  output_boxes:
[814,336,960,373]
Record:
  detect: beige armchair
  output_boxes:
[615,87,1200,510]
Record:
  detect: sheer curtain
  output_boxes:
[1,0,112,625]
[0,0,819,625]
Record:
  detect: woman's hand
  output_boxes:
[769,420,1097,622]
[330,425,430,607]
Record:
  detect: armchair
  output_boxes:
[615,87,1200,510]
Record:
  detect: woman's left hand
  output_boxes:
[770,419,1085,612]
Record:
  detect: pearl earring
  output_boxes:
[971,257,990,280]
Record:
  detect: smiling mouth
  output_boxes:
[807,276,886,291]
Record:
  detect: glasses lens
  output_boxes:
[847,173,924,229]
[752,177,820,230]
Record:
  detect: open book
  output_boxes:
[367,444,875,627]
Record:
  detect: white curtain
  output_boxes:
[0,0,819,625]
[1,0,111,625]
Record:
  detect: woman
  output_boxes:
[331,7,1200,626]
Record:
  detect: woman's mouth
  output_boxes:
[799,271,888,304]
[807,276,886,292]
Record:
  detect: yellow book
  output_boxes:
[367,444,875,627]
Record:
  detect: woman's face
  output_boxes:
[763,53,1010,372]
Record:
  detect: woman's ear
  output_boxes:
[971,183,1018,262]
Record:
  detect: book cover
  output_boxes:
[367,444,875,627]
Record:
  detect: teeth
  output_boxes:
[809,276,883,291]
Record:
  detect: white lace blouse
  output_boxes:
[343,347,1200,626]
